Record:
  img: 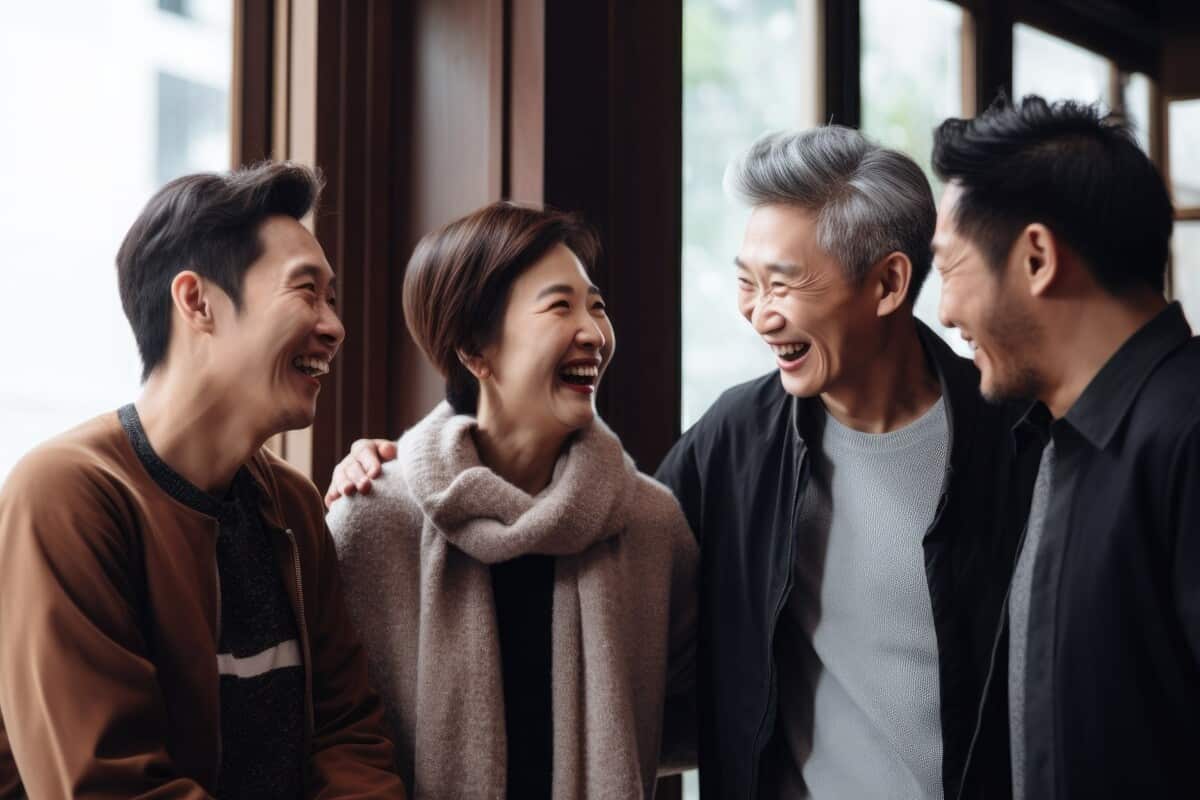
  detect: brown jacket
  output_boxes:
[0,411,406,799]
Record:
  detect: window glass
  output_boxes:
[1173,222,1200,330]
[1169,99,1200,208]
[861,0,970,356]
[1013,23,1111,107]
[1121,72,1152,154]
[681,0,817,429]
[0,2,232,481]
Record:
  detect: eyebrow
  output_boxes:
[734,257,801,276]
[535,283,602,300]
[285,263,334,284]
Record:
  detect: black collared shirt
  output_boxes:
[1010,302,1200,798]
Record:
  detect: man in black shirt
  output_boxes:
[931,95,1199,797]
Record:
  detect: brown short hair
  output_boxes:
[402,201,601,413]
[116,161,324,380]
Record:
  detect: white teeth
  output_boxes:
[769,342,809,356]
[561,365,599,377]
[292,356,330,377]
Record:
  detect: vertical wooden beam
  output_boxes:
[509,0,546,204]
[961,6,979,116]
[973,0,1013,108]
[824,0,860,127]
[231,0,274,167]
[536,0,683,472]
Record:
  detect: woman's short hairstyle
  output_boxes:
[932,94,1173,294]
[724,126,937,297]
[116,161,323,380]
[402,201,601,414]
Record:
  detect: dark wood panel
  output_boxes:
[232,0,274,167]
[826,0,861,128]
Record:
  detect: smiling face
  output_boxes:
[934,183,1044,402]
[476,243,614,436]
[208,215,345,434]
[736,204,883,398]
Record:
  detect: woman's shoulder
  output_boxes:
[325,456,423,539]
[621,470,694,546]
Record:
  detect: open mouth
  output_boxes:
[559,363,600,394]
[293,355,331,379]
[771,342,810,363]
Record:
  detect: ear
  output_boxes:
[456,348,491,381]
[170,271,215,334]
[875,251,913,318]
[1016,223,1059,298]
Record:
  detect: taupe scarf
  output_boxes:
[401,403,648,798]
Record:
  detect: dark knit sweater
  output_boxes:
[491,553,554,800]
[119,404,304,798]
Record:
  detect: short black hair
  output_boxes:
[932,94,1173,294]
[116,161,324,380]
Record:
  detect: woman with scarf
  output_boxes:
[325,201,697,799]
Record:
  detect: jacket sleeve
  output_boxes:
[0,454,214,800]
[658,500,699,773]
[654,424,706,545]
[305,515,407,799]
[1172,421,1200,666]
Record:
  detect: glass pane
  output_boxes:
[1169,99,1200,208]
[0,2,232,482]
[1013,23,1112,107]
[861,0,969,356]
[1173,222,1200,329]
[1121,72,1152,154]
[681,0,817,430]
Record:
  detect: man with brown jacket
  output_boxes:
[0,162,406,798]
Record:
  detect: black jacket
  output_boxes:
[1006,303,1200,798]
[655,324,1041,799]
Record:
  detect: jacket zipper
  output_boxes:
[212,525,223,782]
[283,528,316,749]
[748,421,809,798]
[956,517,1029,799]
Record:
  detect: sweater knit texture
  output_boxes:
[768,398,948,799]
[327,402,697,799]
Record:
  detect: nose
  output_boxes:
[936,288,955,330]
[318,300,346,352]
[748,293,784,336]
[575,312,607,352]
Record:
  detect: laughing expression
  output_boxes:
[736,204,882,399]
[210,215,345,435]
[934,183,1044,402]
[478,243,614,435]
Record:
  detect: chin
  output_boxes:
[778,371,824,399]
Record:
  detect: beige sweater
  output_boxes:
[327,403,697,799]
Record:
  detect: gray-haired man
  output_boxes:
[654,127,1038,799]
[324,127,1038,799]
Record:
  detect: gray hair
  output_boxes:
[724,126,936,293]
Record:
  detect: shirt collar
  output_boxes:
[1062,302,1191,450]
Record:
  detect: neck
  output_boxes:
[135,367,266,494]
[472,402,567,496]
[821,315,942,433]
[1040,293,1167,419]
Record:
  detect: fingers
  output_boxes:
[325,437,398,509]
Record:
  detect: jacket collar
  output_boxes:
[1061,302,1191,450]
[116,402,290,533]
[789,318,980,471]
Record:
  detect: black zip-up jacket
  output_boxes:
[655,323,1042,799]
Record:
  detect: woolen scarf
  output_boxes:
[328,402,697,799]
